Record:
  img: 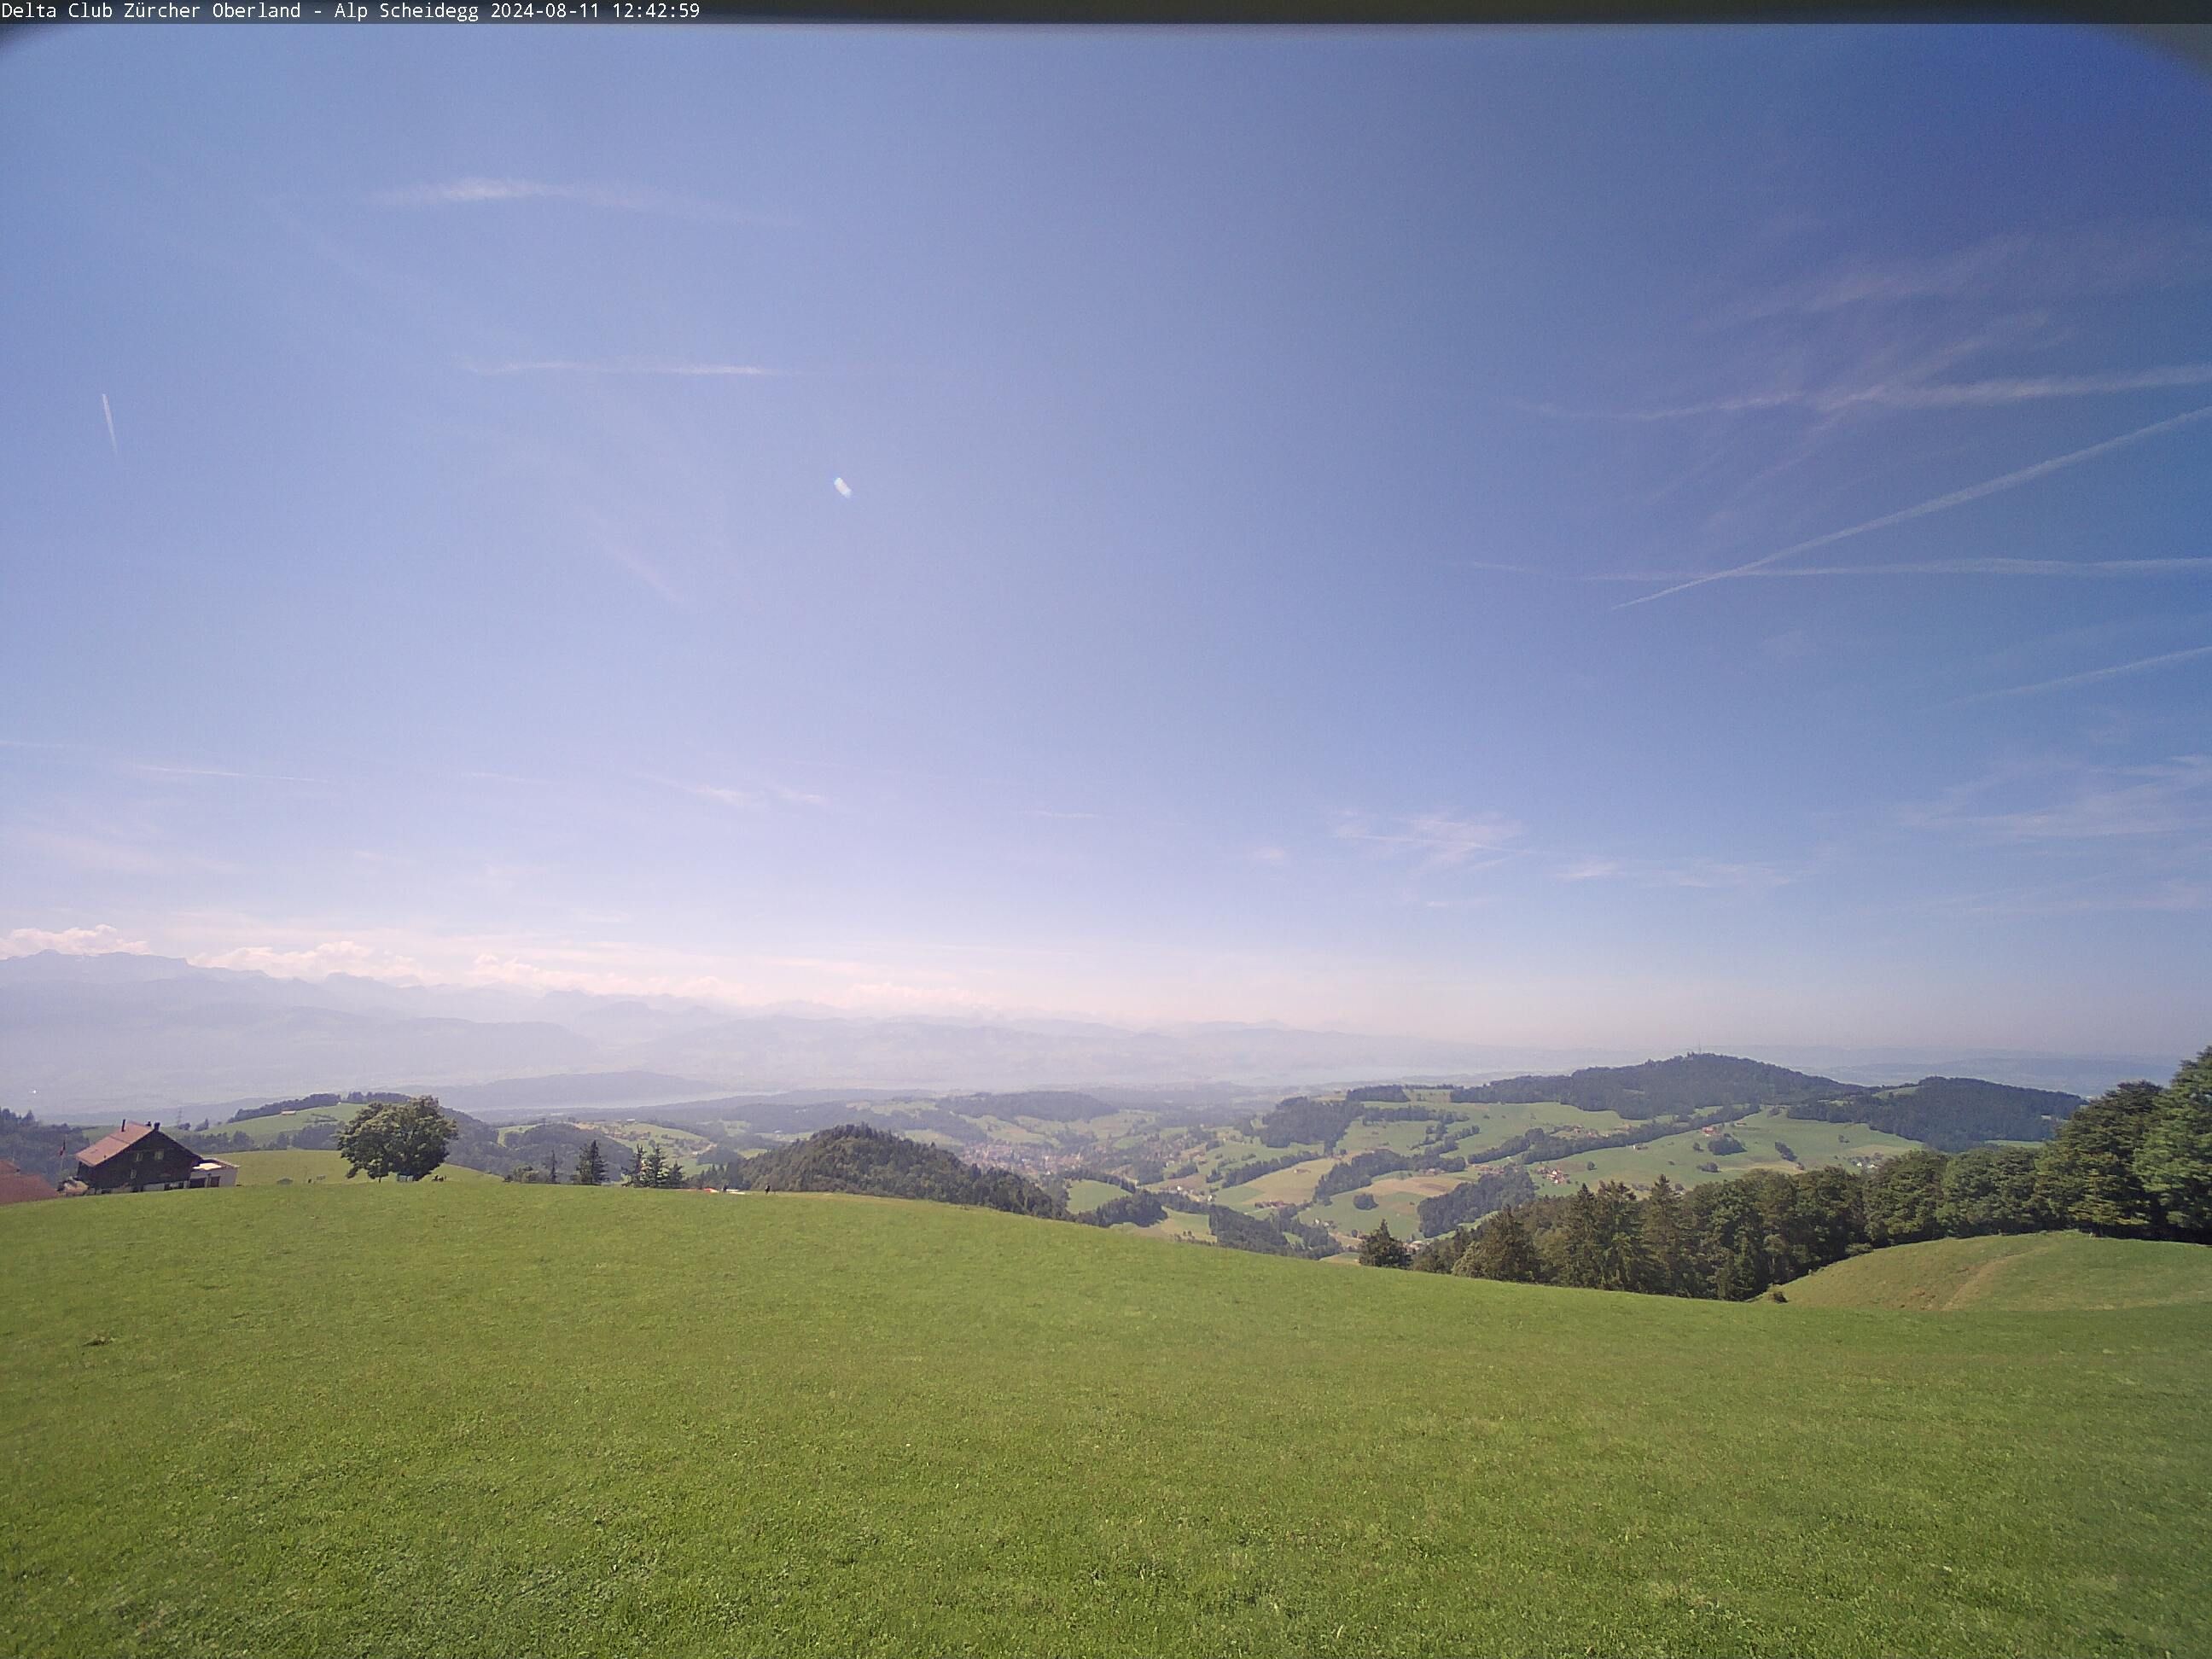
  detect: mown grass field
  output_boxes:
[1443,1099,1639,1152]
[1538,1115,1925,1193]
[224,1150,498,1186]
[1305,1173,1464,1238]
[1062,1179,1127,1214]
[1787,1232,2212,1313]
[1109,1209,1212,1243]
[4,1185,2208,1657]
[1211,1157,1336,1211]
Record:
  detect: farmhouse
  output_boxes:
[71,1123,237,1195]
[0,1158,59,1206]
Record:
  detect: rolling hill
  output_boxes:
[3,1183,2206,1656]
[1785,1233,2212,1313]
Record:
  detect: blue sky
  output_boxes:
[3,25,2209,1052]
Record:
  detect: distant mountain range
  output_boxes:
[0,950,2179,1118]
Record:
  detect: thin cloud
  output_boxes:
[1961,643,2212,704]
[1553,855,1792,891]
[128,761,330,784]
[1900,754,2212,843]
[651,776,827,811]
[1615,403,2212,608]
[9,830,240,877]
[1557,858,1623,882]
[372,177,781,226]
[100,393,117,455]
[600,541,681,603]
[463,358,782,379]
[1334,810,1525,871]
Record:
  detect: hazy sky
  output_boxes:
[3,26,2209,1052]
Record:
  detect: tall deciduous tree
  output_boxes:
[2035,1081,2164,1235]
[2136,1048,2212,1240]
[335,1097,458,1182]
[1936,1145,2044,1236]
[1866,1150,1948,1245]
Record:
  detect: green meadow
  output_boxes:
[4,1185,2207,1657]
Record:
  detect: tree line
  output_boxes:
[1450,1053,1854,1120]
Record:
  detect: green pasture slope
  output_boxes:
[1787,1232,2212,1313]
[224,1149,499,1186]
[4,1187,2208,1658]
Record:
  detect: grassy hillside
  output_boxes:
[4,1186,2207,1657]
[224,1149,498,1186]
[1786,1233,2212,1313]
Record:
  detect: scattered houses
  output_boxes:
[70,1123,236,1195]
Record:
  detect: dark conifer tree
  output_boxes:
[1456,1207,1545,1284]
[1554,1185,1604,1288]
[1639,1175,1690,1295]
[1357,1220,1412,1268]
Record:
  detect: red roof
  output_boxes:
[73,1122,161,1167]
[0,1159,58,1206]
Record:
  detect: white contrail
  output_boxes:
[1598,557,2212,582]
[371,178,788,228]
[1962,643,2212,703]
[1533,361,2212,422]
[462,358,780,379]
[100,393,117,455]
[1617,403,2212,608]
